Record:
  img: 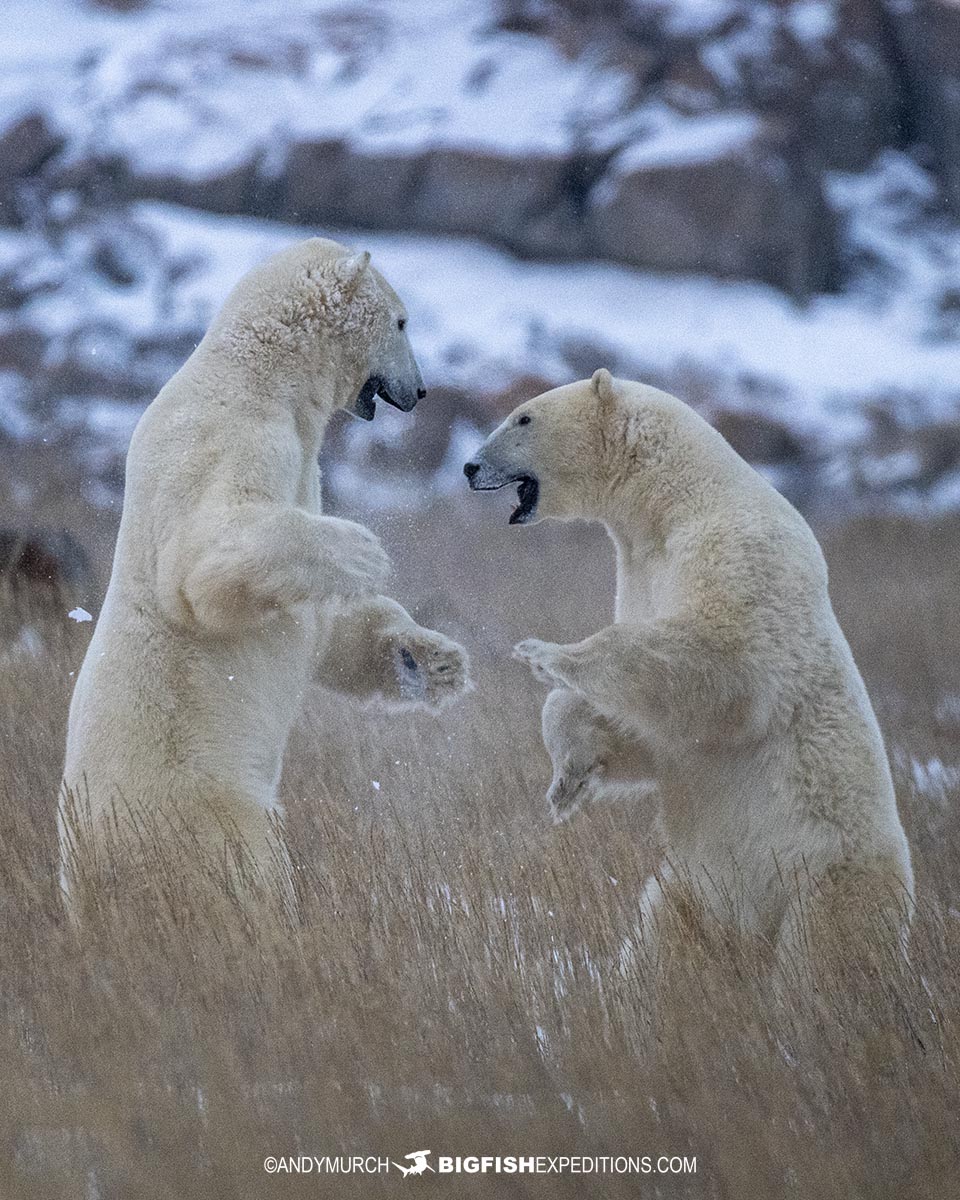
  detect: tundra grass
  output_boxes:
[0,500,957,1198]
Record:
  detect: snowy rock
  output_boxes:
[0,112,62,184]
[1,170,959,511]
[282,140,424,231]
[8,0,959,296]
[588,113,837,295]
[0,327,46,374]
[61,151,265,220]
[704,0,902,173]
[712,408,809,467]
[414,147,587,257]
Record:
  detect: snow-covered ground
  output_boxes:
[1,0,959,512]
[13,178,957,410]
[0,0,855,167]
[5,0,634,169]
[142,155,959,416]
[2,146,959,506]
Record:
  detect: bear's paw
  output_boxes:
[319,519,392,598]
[547,769,596,824]
[513,638,567,686]
[391,631,472,710]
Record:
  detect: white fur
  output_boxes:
[60,238,471,916]
[477,370,914,964]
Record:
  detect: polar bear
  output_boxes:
[60,239,471,917]
[464,370,913,966]
[539,686,658,821]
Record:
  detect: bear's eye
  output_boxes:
[397,317,407,331]
[517,414,531,426]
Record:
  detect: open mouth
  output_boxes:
[468,473,539,524]
[352,376,410,421]
[509,475,539,525]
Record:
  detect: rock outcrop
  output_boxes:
[0,1,952,299]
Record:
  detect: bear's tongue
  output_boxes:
[509,476,539,525]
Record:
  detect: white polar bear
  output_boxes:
[539,686,658,821]
[464,370,913,966]
[60,239,471,915]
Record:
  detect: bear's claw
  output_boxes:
[392,632,472,710]
[547,775,587,824]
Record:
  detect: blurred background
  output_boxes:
[5,9,960,1191]
[2,0,960,527]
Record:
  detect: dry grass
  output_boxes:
[0,497,958,1198]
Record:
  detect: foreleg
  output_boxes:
[159,504,391,633]
[541,687,657,823]
[313,595,472,711]
[516,619,773,747]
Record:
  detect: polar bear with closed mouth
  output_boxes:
[60,239,471,916]
[464,370,913,965]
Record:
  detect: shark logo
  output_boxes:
[393,1150,433,1178]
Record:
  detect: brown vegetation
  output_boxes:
[0,499,957,1198]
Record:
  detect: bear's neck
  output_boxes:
[600,475,702,545]
[605,519,669,590]
[199,332,339,451]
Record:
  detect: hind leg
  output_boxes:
[617,864,673,979]
[775,856,914,987]
[199,801,300,924]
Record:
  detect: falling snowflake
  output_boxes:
[68,608,93,623]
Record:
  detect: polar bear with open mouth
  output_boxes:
[60,239,471,916]
[465,370,913,966]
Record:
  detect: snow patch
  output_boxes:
[610,111,760,174]
[785,1,838,47]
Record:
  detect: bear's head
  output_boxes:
[463,369,626,525]
[334,249,427,421]
[214,238,425,419]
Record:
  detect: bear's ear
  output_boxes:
[591,368,617,406]
[336,250,371,295]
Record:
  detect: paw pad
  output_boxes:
[391,634,471,709]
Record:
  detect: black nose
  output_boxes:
[416,387,427,400]
[463,461,480,480]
